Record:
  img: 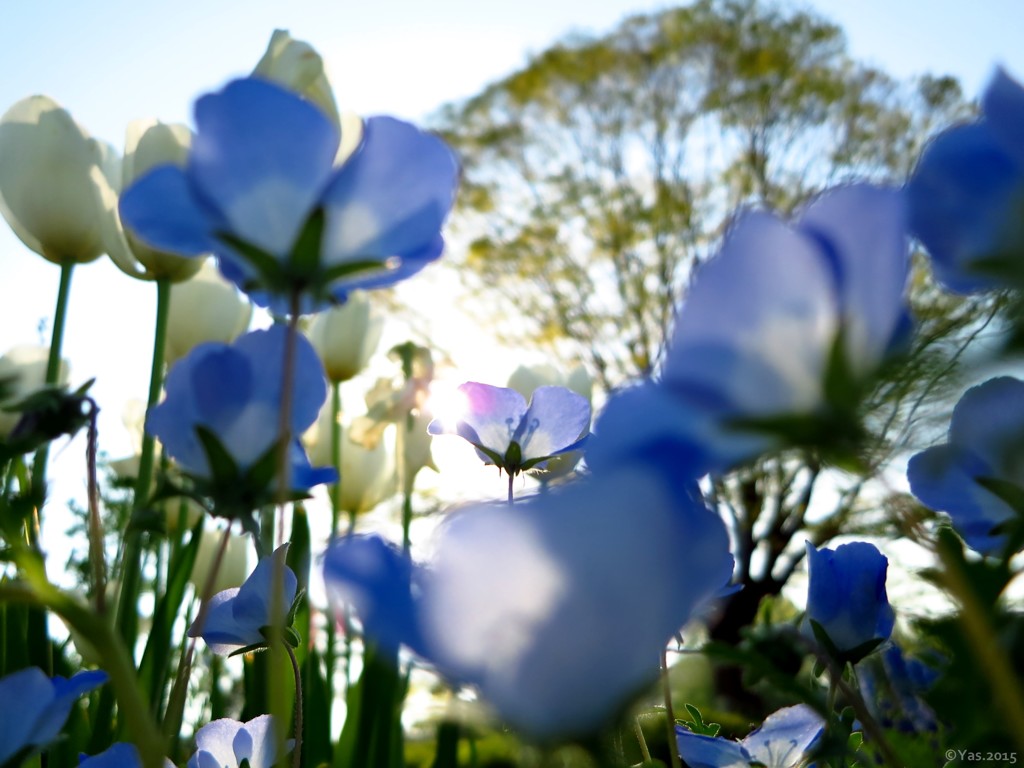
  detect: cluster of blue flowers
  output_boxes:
[2,23,1024,767]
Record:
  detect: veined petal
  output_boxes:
[193,719,244,767]
[322,116,459,267]
[674,726,750,768]
[799,184,909,375]
[237,715,281,768]
[742,704,825,768]
[232,545,297,631]
[428,382,527,458]
[515,385,590,460]
[190,78,339,257]
[119,165,218,257]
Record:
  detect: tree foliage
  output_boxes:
[435,0,971,388]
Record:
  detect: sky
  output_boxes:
[1,0,1023,540]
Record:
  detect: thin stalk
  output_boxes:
[326,381,345,704]
[85,398,106,614]
[661,649,683,768]
[29,262,74,522]
[507,473,514,505]
[270,293,301,762]
[116,278,172,657]
[633,718,652,764]
[287,644,304,768]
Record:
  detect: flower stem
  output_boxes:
[326,381,342,708]
[287,644,304,768]
[633,717,652,764]
[507,473,514,505]
[29,262,74,535]
[116,278,171,657]
[661,649,683,768]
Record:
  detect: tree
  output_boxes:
[435,0,989,719]
[435,0,970,389]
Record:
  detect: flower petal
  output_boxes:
[515,385,591,461]
[742,704,825,768]
[190,78,339,256]
[799,184,909,375]
[428,382,527,459]
[674,725,750,768]
[119,165,219,257]
[982,67,1024,168]
[322,116,459,267]
[948,376,1024,475]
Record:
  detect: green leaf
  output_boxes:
[195,426,240,483]
[289,208,327,279]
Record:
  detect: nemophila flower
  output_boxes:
[146,325,335,516]
[908,68,1024,293]
[187,715,292,768]
[188,544,300,656]
[324,461,734,739]
[805,541,894,664]
[588,184,910,479]
[119,76,460,312]
[427,382,591,477]
[78,743,174,768]
[0,94,113,265]
[907,376,1024,555]
[859,645,940,736]
[675,704,825,768]
[0,667,107,764]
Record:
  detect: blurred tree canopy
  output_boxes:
[434,0,995,720]
[434,0,970,389]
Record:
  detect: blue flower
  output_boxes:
[907,376,1024,555]
[187,714,291,768]
[908,68,1024,293]
[79,743,175,768]
[805,541,894,663]
[427,382,591,476]
[146,325,335,496]
[587,184,910,479]
[188,544,299,656]
[675,704,825,768]
[0,667,107,764]
[323,461,733,739]
[119,77,460,311]
[858,645,940,736]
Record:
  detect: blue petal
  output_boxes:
[322,116,459,268]
[805,542,893,652]
[119,165,219,257]
[982,67,1024,167]
[191,78,339,257]
[429,382,527,459]
[674,726,750,768]
[232,546,297,631]
[328,234,446,301]
[907,444,1014,556]
[666,210,838,420]
[235,325,326,437]
[798,185,909,375]
[192,718,244,768]
[30,670,108,752]
[742,704,825,768]
[79,743,143,768]
[908,122,1024,293]
[0,667,53,763]
[515,385,591,460]
[948,376,1024,476]
[322,534,424,657]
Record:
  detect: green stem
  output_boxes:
[661,649,682,768]
[116,278,172,658]
[507,473,514,505]
[633,717,652,764]
[270,294,301,761]
[287,644,304,768]
[326,382,342,705]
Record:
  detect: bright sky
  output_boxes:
[1,0,1023,525]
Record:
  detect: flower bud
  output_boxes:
[0,95,111,264]
[0,345,69,438]
[164,261,252,363]
[305,407,396,515]
[305,291,384,383]
[253,29,341,129]
[101,119,204,282]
